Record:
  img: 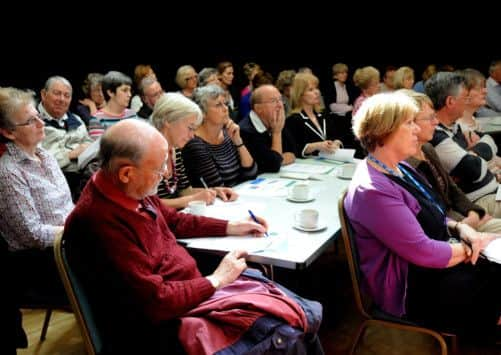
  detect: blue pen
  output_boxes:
[248,209,269,237]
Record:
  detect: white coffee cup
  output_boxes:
[290,183,310,200]
[294,209,319,229]
[188,200,207,216]
[339,163,356,179]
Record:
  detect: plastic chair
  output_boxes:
[338,191,458,355]
[53,232,103,355]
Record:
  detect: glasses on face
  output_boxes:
[185,75,198,81]
[145,89,164,100]
[415,113,438,122]
[15,113,42,127]
[258,97,283,105]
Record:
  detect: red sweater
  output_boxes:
[64,171,228,326]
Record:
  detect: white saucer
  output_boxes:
[293,221,327,232]
[286,194,315,203]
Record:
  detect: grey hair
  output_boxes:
[424,72,466,111]
[0,87,36,137]
[151,92,202,131]
[193,84,225,114]
[44,76,73,93]
[198,67,218,87]
[138,75,159,97]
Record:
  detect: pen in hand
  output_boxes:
[200,177,209,190]
[248,209,269,237]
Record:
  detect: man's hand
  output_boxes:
[207,250,248,289]
[226,218,267,237]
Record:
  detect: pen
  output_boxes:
[200,177,209,190]
[248,209,269,237]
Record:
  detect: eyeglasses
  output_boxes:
[15,114,42,127]
[185,75,198,81]
[415,113,438,122]
[257,97,283,105]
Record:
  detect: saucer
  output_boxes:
[293,221,327,232]
[287,194,315,203]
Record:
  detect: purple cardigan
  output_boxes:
[344,160,452,316]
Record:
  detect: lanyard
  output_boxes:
[367,154,445,216]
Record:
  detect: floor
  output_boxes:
[16,241,501,354]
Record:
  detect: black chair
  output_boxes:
[338,191,458,355]
[53,232,103,355]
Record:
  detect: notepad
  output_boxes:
[318,148,355,163]
[77,138,101,170]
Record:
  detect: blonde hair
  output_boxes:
[290,72,323,113]
[352,92,419,152]
[353,66,380,90]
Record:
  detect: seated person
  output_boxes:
[239,84,295,173]
[63,119,323,354]
[88,71,137,140]
[285,72,343,157]
[404,90,501,234]
[74,72,105,126]
[345,91,501,342]
[136,76,164,120]
[151,93,237,209]
[182,84,258,187]
[0,87,73,305]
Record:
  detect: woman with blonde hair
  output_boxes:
[285,72,342,157]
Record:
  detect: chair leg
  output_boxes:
[40,308,53,341]
[350,320,368,355]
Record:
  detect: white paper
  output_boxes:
[280,163,333,175]
[236,178,293,197]
[482,238,501,263]
[77,137,101,170]
[318,148,355,163]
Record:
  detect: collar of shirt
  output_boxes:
[249,111,267,133]
[5,142,47,164]
[38,102,68,127]
[93,169,141,213]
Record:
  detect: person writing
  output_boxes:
[63,119,323,354]
[345,91,501,343]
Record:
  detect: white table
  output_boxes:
[177,158,352,271]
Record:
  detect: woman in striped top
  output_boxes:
[152,93,237,209]
[182,85,258,188]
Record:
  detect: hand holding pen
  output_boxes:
[248,210,269,237]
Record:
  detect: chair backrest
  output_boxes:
[338,190,371,320]
[53,232,103,355]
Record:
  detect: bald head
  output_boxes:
[100,119,168,173]
[251,85,279,108]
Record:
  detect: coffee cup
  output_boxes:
[290,183,310,200]
[338,163,356,179]
[188,200,207,216]
[294,209,319,229]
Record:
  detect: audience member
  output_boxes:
[136,76,164,120]
[151,93,237,209]
[378,65,396,92]
[285,72,343,157]
[239,84,295,173]
[413,64,437,93]
[198,67,220,87]
[130,64,156,112]
[346,91,501,342]
[275,69,296,117]
[63,119,323,354]
[323,63,357,117]
[352,66,380,115]
[393,66,415,90]
[175,65,198,99]
[485,60,501,116]
[0,87,72,305]
[182,85,258,187]
[239,62,261,119]
[75,73,105,126]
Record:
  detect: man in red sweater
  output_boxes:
[63,119,323,354]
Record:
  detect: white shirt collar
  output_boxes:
[249,110,267,134]
[38,102,68,126]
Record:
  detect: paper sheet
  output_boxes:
[280,163,333,175]
[482,238,501,263]
[77,137,101,170]
[318,148,355,163]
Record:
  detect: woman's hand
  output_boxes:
[225,119,243,145]
[457,222,496,264]
[214,187,238,202]
[191,189,216,205]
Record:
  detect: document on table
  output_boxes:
[236,177,293,197]
[280,163,333,175]
[318,148,355,163]
[182,236,277,254]
[482,238,501,264]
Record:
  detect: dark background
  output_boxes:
[2,10,499,100]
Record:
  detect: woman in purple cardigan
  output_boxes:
[344,91,501,342]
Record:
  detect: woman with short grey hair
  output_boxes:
[151,93,238,208]
[182,85,257,187]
